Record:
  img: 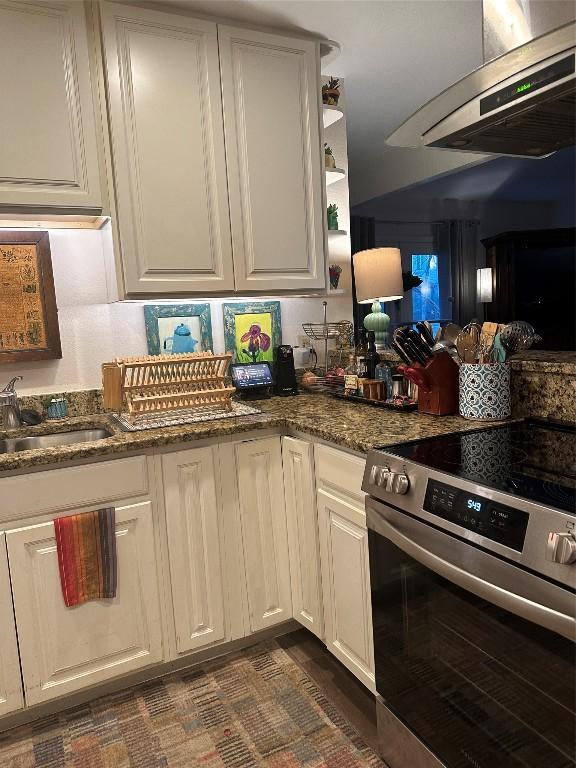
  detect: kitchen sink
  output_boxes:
[0,428,113,454]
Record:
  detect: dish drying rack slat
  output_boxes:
[102,352,235,417]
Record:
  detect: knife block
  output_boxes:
[417,352,459,416]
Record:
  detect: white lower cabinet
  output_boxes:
[0,534,24,715]
[282,437,324,639]
[7,501,164,706]
[161,446,231,654]
[317,488,375,691]
[235,437,293,632]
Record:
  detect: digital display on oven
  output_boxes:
[423,480,529,552]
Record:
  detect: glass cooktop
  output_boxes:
[382,419,576,515]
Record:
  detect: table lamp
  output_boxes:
[353,247,404,349]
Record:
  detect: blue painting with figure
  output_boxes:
[144,304,212,355]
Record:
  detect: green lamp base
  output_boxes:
[363,300,390,349]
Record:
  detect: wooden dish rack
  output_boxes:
[102,352,235,420]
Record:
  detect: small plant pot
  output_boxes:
[459,363,510,420]
[325,154,336,169]
[329,264,342,289]
[322,89,340,106]
[327,214,339,230]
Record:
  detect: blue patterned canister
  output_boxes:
[459,363,510,420]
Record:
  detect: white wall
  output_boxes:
[1,226,351,396]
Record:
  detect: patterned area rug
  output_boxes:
[0,640,385,767]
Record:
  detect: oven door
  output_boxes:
[367,498,576,768]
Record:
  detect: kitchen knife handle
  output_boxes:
[416,322,435,348]
[391,339,412,366]
[407,329,433,359]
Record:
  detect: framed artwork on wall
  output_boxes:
[223,301,282,364]
[0,231,62,364]
[144,304,213,355]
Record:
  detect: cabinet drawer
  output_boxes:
[315,445,366,503]
[0,456,149,523]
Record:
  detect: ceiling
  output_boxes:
[150,0,485,203]
[353,145,576,219]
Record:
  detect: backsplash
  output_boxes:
[1,227,352,396]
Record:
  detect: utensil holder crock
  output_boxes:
[459,363,510,420]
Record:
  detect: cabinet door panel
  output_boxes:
[0,0,101,208]
[236,438,292,631]
[282,437,323,639]
[102,3,234,293]
[219,26,326,291]
[317,488,375,691]
[162,447,227,654]
[7,501,163,705]
[0,534,24,715]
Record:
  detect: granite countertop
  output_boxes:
[0,394,504,474]
[509,351,576,374]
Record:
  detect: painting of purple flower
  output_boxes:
[240,324,271,363]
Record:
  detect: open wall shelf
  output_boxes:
[322,104,344,128]
[325,167,346,186]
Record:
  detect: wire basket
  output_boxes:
[302,301,353,374]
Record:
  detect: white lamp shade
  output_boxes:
[353,247,404,304]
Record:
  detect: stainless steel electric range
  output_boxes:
[362,418,575,768]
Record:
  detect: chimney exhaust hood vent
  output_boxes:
[388,16,576,158]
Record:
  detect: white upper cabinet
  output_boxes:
[101,3,235,293]
[218,26,326,292]
[0,0,101,209]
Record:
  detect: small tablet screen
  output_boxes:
[230,363,273,388]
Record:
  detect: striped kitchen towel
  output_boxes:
[54,508,117,608]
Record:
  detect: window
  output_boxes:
[411,254,440,335]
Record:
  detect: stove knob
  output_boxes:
[546,532,576,565]
[377,467,391,488]
[391,472,410,495]
[369,465,390,488]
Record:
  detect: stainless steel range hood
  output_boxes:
[387,1,576,158]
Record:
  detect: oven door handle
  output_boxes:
[377,515,576,641]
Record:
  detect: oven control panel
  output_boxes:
[423,480,529,552]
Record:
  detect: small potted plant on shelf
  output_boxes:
[329,264,343,289]
[324,143,336,168]
[322,77,340,106]
[327,203,339,230]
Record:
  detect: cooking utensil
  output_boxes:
[403,338,429,366]
[432,340,461,365]
[500,321,542,357]
[397,364,432,393]
[492,332,507,362]
[406,328,433,359]
[456,322,482,364]
[391,339,412,366]
[442,323,462,345]
[478,321,498,363]
[395,328,428,366]
[416,321,435,348]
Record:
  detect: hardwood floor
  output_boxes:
[278,628,380,755]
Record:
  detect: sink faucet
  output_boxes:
[0,377,23,428]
